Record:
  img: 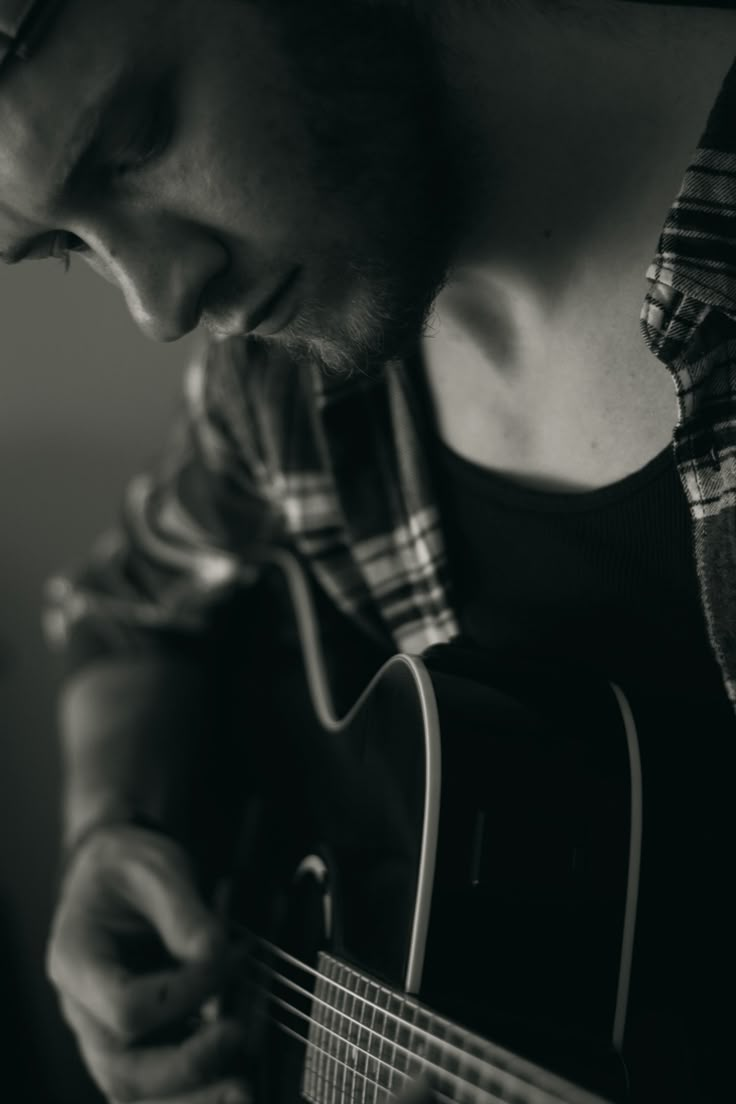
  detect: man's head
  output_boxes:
[0,0,463,374]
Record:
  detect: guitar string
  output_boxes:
[273,1015,481,1104]
[243,933,581,1103]
[261,963,518,1101]
[274,1011,414,1101]
[270,987,509,1104]
[245,972,539,1104]
[277,1017,392,1104]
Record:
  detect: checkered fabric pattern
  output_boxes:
[44,55,736,709]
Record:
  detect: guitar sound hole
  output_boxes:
[258,853,335,1103]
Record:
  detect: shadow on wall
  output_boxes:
[0,260,195,1100]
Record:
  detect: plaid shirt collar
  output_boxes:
[306,55,736,697]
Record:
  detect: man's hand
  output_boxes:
[46,824,251,1104]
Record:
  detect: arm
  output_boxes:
[49,338,279,847]
[58,655,209,852]
[46,339,277,1104]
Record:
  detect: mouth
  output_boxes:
[247,266,303,336]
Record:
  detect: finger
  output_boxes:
[60,994,249,1103]
[57,921,235,1041]
[103,831,227,965]
[48,831,233,1040]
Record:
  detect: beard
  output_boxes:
[245,0,464,376]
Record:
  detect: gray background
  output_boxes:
[0,258,195,1099]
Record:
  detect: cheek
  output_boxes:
[232,121,315,236]
[176,20,319,246]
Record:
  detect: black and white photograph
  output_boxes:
[1,2,735,1101]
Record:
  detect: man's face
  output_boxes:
[0,0,459,374]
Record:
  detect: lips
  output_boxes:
[204,266,303,341]
[248,266,303,336]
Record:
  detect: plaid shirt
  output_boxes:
[45,56,736,711]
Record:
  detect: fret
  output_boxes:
[313,959,328,1104]
[407,1003,435,1091]
[316,956,332,1104]
[342,966,359,1103]
[445,1025,472,1104]
[375,985,392,1101]
[302,968,314,1102]
[425,1014,450,1102]
[328,957,343,1103]
[393,995,413,1088]
[361,978,380,1104]
[454,1034,488,1104]
[305,961,329,1104]
[435,1020,461,1102]
[351,972,368,1104]
[402,997,425,1089]
[327,957,342,1104]
[384,989,404,1098]
[331,962,346,1103]
[357,972,377,1103]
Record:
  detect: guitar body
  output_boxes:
[226,553,640,1103]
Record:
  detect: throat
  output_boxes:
[420,3,736,490]
[417,0,732,490]
[421,275,678,493]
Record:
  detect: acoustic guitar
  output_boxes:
[220,548,642,1104]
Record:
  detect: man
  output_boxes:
[1,0,735,1100]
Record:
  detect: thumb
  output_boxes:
[114,832,227,964]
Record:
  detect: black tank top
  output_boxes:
[432,439,736,1099]
[434,440,723,697]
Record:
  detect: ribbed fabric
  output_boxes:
[433,440,721,697]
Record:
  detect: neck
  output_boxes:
[416,0,734,487]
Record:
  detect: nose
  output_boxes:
[96,215,229,342]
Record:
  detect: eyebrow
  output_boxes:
[0,66,128,264]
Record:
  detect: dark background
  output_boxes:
[0,260,196,1100]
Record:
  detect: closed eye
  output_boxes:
[9,231,89,270]
[52,99,175,264]
[108,98,174,178]
[3,83,176,270]
[48,232,89,271]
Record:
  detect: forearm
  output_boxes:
[59,655,211,852]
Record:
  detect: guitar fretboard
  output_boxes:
[301,953,609,1104]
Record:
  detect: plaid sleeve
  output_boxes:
[43,339,282,678]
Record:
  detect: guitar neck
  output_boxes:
[301,952,610,1104]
